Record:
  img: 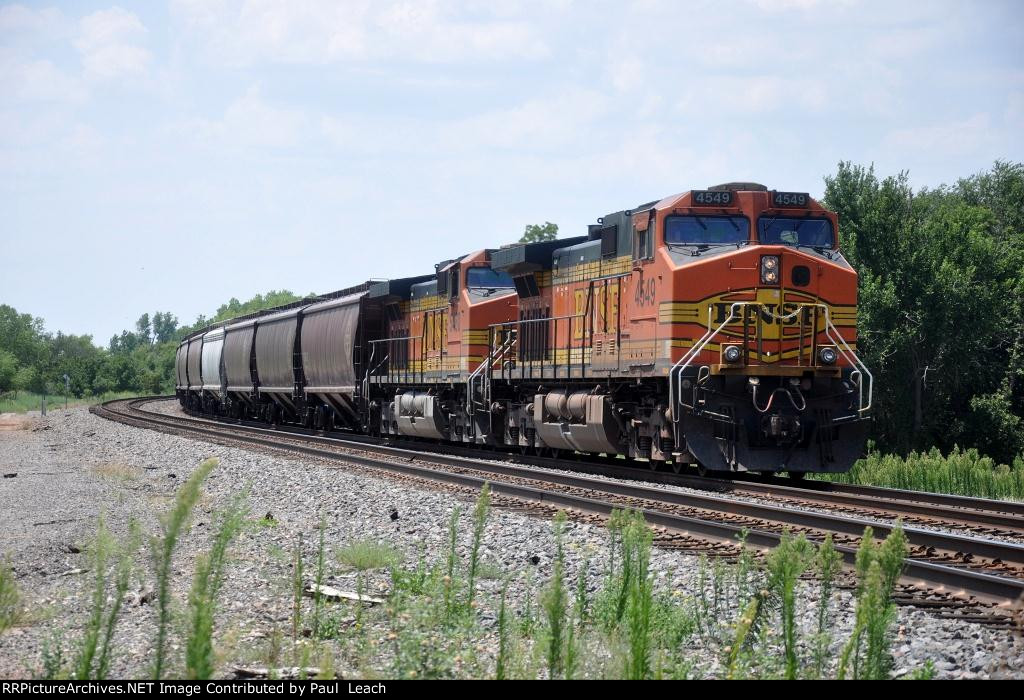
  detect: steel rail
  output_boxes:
[362,436,1024,533]
[92,398,1024,611]
[163,401,1024,532]
[143,396,1024,524]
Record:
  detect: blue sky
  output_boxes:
[2,0,1022,344]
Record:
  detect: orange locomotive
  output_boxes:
[365,182,870,475]
[176,182,870,476]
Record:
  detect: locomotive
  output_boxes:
[176,183,871,475]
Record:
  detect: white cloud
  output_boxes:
[0,56,87,103]
[75,7,151,80]
[174,86,309,149]
[674,75,830,116]
[171,0,549,65]
[884,113,995,155]
[1006,93,1024,129]
[746,0,849,12]
[316,87,612,158]
[608,54,644,92]
[440,88,610,151]
[0,4,68,38]
[223,87,307,147]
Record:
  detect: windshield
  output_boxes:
[467,267,513,288]
[758,217,834,248]
[664,215,749,246]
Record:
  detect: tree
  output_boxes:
[135,313,152,346]
[109,330,142,355]
[13,365,35,396]
[152,312,178,344]
[0,350,17,394]
[520,222,558,243]
[0,305,46,367]
[823,160,1024,462]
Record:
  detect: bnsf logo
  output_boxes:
[712,302,818,326]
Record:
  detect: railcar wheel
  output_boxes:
[696,464,709,478]
[787,471,806,481]
[671,461,683,474]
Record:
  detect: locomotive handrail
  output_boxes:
[669,301,872,424]
[488,312,589,380]
[467,328,517,421]
[361,343,389,399]
[368,335,418,385]
[669,304,735,424]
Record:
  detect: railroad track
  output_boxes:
[91,397,1024,624]
[168,403,1024,538]
[373,434,1024,538]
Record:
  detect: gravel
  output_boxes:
[151,401,1024,546]
[0,406,1021,679]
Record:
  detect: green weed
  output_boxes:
[75,516,141,679]
[151,457,216,680]
[337,539,402,572]
[817,446,1024,500]
[0,559,23,633]
[184,491,249,679]
[839,525,908,680]
[466,484,491,609]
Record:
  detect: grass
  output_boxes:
[74,516,140,679]
[91,463,141,481]
[0,559,25,633]
[764,531,815,679]
[23,456,249,681]
[540,511,570,679]
[151,458,217,680]
[466,484,491,609]
[817,446,1024,501]
[337,539,403,571]
[0,391,139,414]
[839,524,909,680]
[14,474,930,679]
[292,535,304,645]
[185,491,249,679]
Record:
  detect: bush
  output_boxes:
[0,560,24,633]
[818,446,1024,500]
[337,540,402,571]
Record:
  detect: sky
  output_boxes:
[1,0,1022,345]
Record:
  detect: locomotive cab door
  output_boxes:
[590,278,621,371]
[622,215,658,370]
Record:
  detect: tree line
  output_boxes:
[1,161,1021,463]
[0,291,309,400]
[823,161,1023,464]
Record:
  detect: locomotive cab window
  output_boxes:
[448,267,460,300]
[633,226,653,261]
[466,267,513,289]
[758,217,834,248]
[664,215,750,247]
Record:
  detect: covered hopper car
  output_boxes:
[176,183,872,476]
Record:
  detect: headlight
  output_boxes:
[819,347,837,365]
[723,345,742,363]
[761,256,780,285]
